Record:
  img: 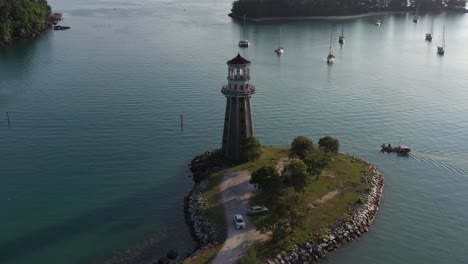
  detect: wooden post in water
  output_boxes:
[6,112,10,129]
[180,115,184,131]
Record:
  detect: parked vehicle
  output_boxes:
[233,214,245,229]
[247,205,268,216]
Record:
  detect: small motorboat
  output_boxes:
[53,25,71,30]
[381,144,411,154]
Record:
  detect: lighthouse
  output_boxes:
[221,53,256,161]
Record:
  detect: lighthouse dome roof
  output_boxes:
[227,53,251,65]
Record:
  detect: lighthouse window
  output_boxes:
[239,69,244,79]
[240,85,244,90]
[234,85,237,90]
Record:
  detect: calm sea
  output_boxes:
[1,0,467,263]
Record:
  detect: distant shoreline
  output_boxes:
[229,11,398,22]
[229,8,468,22]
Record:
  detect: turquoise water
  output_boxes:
[1,0,468,263]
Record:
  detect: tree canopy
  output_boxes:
[240,136,263,164]
[251,165,281,193]
[318,135,340,154]
[0,0,51,44]
[231,0,467,18]
[283,159,311,192]
[303,149,333,180]
[255,189,309,239]
[289,136,314,160]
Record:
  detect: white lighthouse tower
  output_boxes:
[221,53,256,161]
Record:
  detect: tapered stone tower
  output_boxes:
[221,53,256,161]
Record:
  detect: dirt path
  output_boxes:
[276,157,289,174]
[210,170,268,264]
[311,189,341,208]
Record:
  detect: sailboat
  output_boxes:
[339,24,345,44]
[437,25,445,55]
[238,15,249,48]
[327,32,335,64]
[413,5,419,23]
[425,18,433,41]
[375,1,381,26]
[275,27,284,55]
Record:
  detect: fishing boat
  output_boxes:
[53,25,71,30]
[326,32,335,64]
[425,18,433,41]
[339,24,345,44]
[275,27,284,55]
[238,15,249,48]
[437,25,445,55]
[381,144,411,154]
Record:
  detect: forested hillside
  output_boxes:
[0,0,51,44]
[231,0,467,18]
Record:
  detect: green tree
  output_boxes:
[303,149,333,180]
[0,0,51,44]
[289,136,314,160]
[275,189,309,233]
[250,166,281,193]
[240,136,263,164]
[318,135,340,154]
[282,159,311,192]
[255,214,289,241]
[254,189,309,239]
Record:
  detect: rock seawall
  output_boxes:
[180,150,226,263]
[266,154,384,264]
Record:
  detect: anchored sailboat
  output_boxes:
[375,1,381,26]
[437,25,445,55]
[413,5,419,23]
[275,27,284,55]
[238,15,249,48]
[425,18,433,41]
[339,24,345,44]
[327,32,335,64]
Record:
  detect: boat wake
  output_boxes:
[410,151,468,177]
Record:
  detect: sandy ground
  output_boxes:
[210,170,269,264]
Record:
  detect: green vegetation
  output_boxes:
[240,136,263,165]
[188,136,368,263]
[0,0,52,44]
[186,147,287,264]
[241,136,369,262]
[231,0,468,18]
[289,136,314,160]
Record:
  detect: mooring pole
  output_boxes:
[180,115,184,131]
[6,112,10,129]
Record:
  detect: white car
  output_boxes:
[247,205,268,216]
[233,214,245,229]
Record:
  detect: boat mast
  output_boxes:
[430,18,434,35]
[341,24,344,37]
[442,25,445,49]
[279,27,281,47]
[243,14,246,40]
[329,32,332,53]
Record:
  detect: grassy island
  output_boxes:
[0,0,52,45]
[186,136,384,263]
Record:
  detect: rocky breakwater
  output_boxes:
[181,150,226,263]
[266,155,384,264]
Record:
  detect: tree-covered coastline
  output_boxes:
[0,0,52,45]
[231,0,467,19]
